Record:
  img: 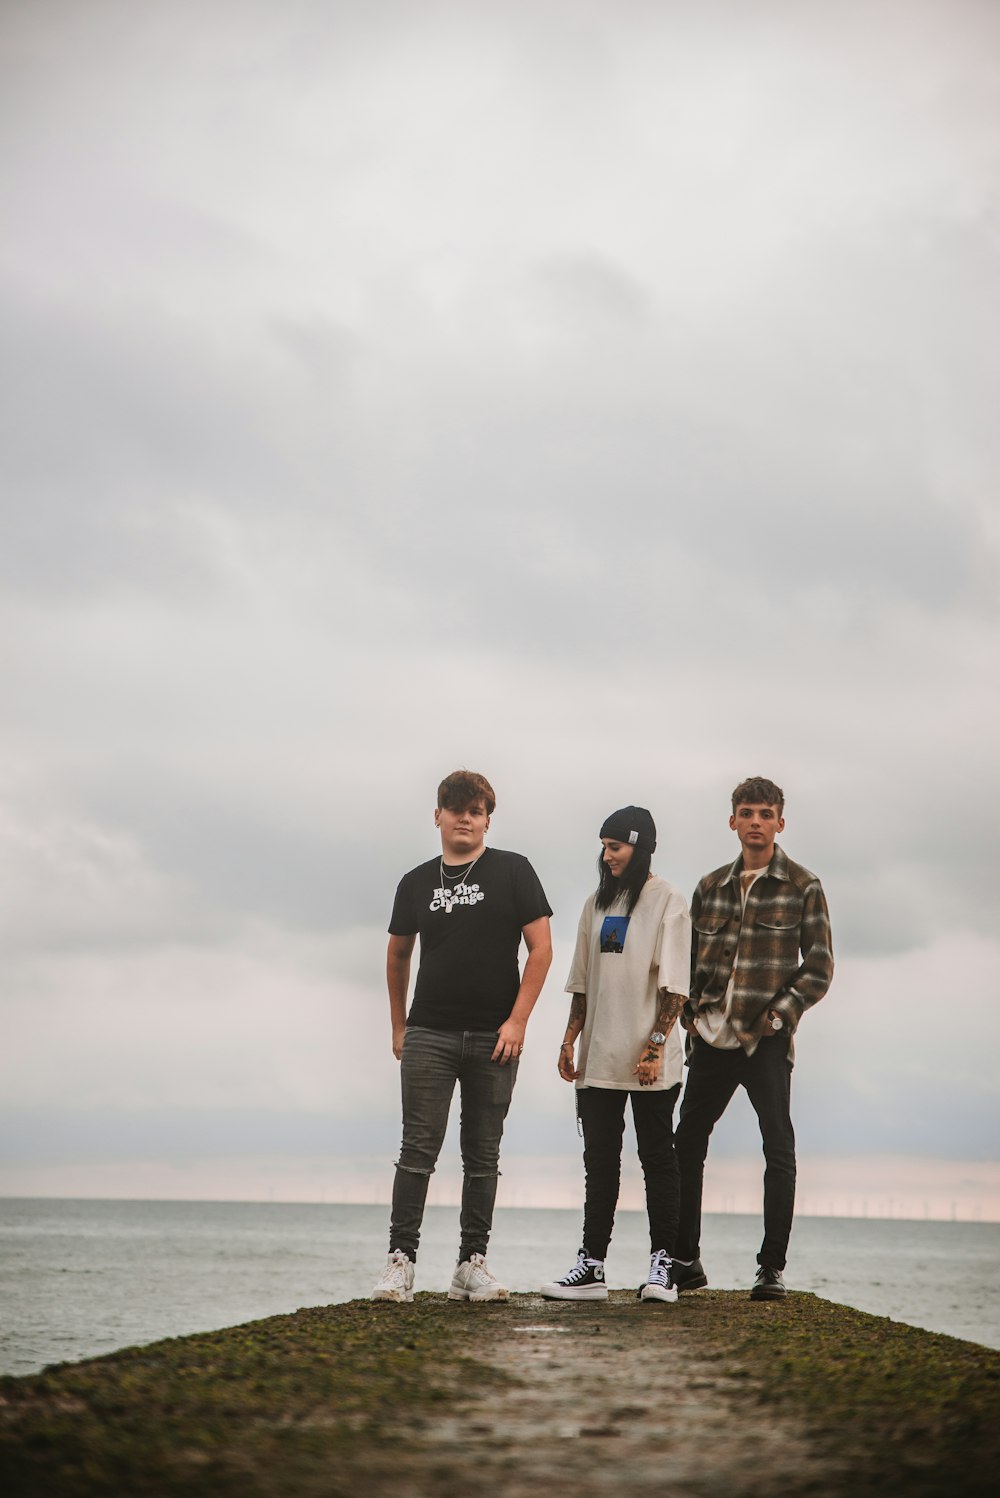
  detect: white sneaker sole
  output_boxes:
[448,1286,509,1302]
[539,1283,609,1300]
[371,1287,414,1303]
[640,1283,678,1303]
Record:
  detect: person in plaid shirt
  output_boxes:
[673,777,833,1301]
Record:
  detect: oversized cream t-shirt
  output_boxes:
[565,875,691,1091]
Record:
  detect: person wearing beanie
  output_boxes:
[540,806,691,1304]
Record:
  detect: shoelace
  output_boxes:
[648,1251,672,1286]
[386,1254,409,1285]
[467,1255,497,1281]
[561,1255,598,1284]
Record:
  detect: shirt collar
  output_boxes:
[722,843,788,885]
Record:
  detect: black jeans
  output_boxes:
[576,1084,681,1261]
[675,1033,795,1270]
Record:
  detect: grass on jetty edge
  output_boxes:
[706,1290,1000,1493]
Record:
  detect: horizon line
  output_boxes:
[2,1193,997,1225]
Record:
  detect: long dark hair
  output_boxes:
[595,846,651,915]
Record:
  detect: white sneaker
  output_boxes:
[448,1252,509,1302]
[541,1249,608,1301]
[638,1248,677,1303]
[371,1249,415,1303]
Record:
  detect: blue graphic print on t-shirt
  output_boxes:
[600,915,631,954]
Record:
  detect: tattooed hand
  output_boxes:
[633,1043,662,1087]
[558,1042,579,1083]
[634,991,685,1085]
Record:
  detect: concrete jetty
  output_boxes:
[2,1289,997,1495]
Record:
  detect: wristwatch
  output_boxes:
[649,1031,667,1046]
[769,1014,784,1031]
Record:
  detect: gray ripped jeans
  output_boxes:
[390,1025,518,1263]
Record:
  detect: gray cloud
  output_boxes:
[1,0,998,1183]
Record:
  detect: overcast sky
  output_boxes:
[2,0,998,1218]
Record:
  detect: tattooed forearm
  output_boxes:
[562,993,587,1046]
[655,990,685,1035]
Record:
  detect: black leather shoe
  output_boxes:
[750,1265,786,1300]
[672,1257,708,1292]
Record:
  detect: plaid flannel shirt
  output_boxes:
[686,844,833,1058]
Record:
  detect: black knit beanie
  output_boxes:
[599,806,656,855]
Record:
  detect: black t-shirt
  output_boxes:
[388,847,552,1032]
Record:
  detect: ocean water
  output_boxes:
[0,1198,997,1377]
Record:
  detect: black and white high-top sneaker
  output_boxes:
[638,1248,678,1303]
[540,1249,608,1300]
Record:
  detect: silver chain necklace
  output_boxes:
[439,849,485,889]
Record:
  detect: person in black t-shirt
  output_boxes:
[371,769,552,1304]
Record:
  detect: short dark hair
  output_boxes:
[437,770,496,815]
[732,776,784,814]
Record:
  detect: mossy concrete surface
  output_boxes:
[1,1290,998,1496]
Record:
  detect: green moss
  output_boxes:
[0,1300,509,1498]
[2,1293,998,1497]
[697,1291,1000,1495]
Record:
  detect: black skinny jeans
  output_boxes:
[675,1032,796,1270]
[577,1084,681,1261]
